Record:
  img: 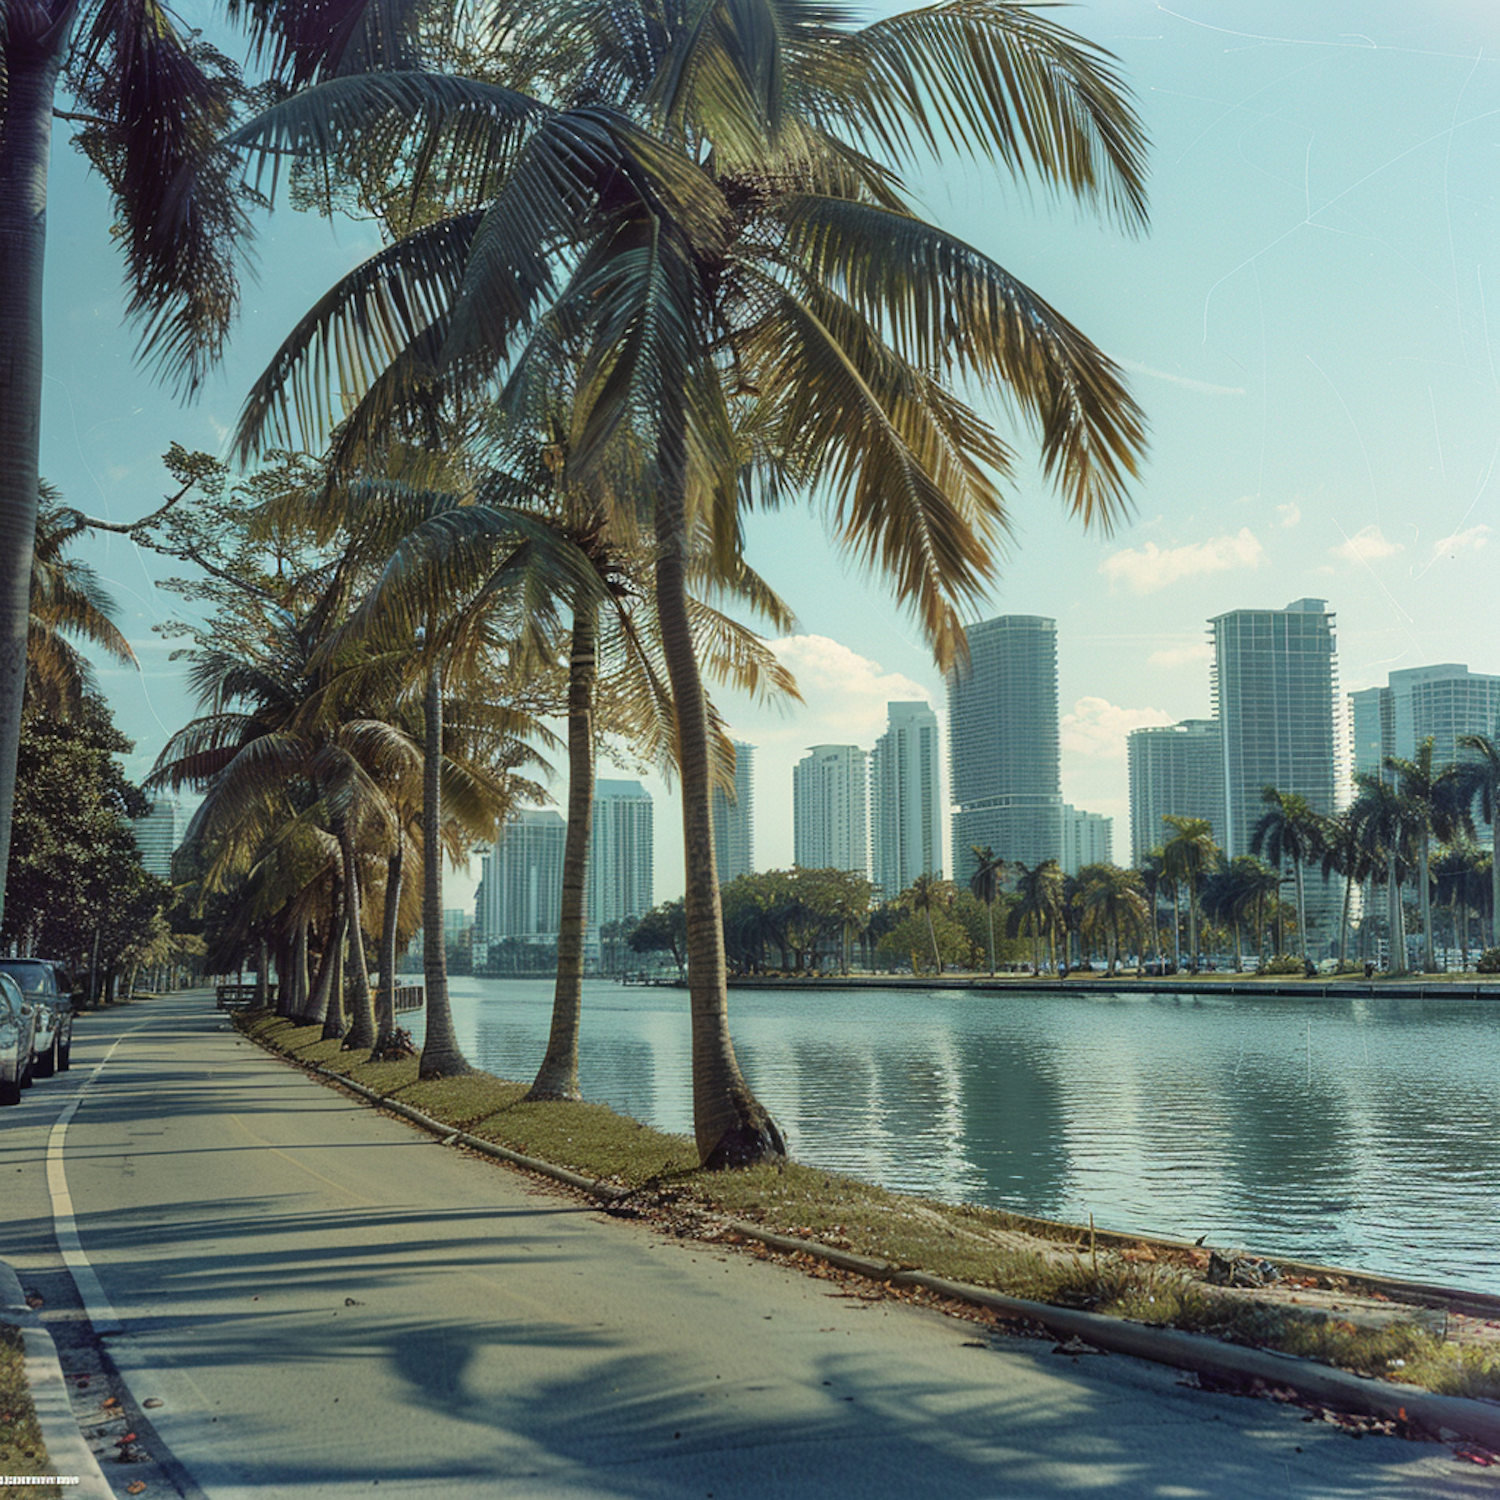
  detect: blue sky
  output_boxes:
[46,1,1500,902]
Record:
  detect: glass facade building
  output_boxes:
[947,615,1062,886]
[712,741,756,885]
[1126,719,1223,864]
[793,744,869,877]
[476,809,567,946]
[870,702,942,898]
[588,779,654,931]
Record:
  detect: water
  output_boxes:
[412,978,1500,1295]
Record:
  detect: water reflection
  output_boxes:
[419,978,1500,1293]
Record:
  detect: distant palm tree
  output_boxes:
[1454,732,1500,948]
[1081,864,1147,977]
[1384,739,1464,972]
[1007,860,1066,973]
[1315,812,1370,970]
[1162,816,1220,971]
[1249,788,1323,962]
[968,845,1005,977]
[902,873,956,975]
[1137,848,1167,967]
[1350,771,1413,974]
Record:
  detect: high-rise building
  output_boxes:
[793,744,869,876]
[589,779,654,930]
[1061,805,1113,874]
[1126,719,1223,863]
[131,799,179,879]
[947,614,1062,886]
[1212,599,1340,944]
[712,741,756,885]
[869,702,942,898]
[1348,684,1394,782]
[475,809,567,946]
[1388,664,1500,766]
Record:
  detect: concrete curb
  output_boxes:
[0,1262,115,1499]
[292,1049,1500,1450]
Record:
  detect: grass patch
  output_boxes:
[241,1008,1500,1402]
[0,1323,52,1492]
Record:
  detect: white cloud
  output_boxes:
[1275,502,1301,528]
[753,635,933,749]
[1331,525,1402,564]
[1099,528,1266,594]
[1060,697,1175,760]
[1148,642,1215,671]
[1429,524,1491,560]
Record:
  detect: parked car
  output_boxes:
[0,957,73,1075]
[0,971,37,1105]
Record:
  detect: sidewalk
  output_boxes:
[3,990,1496,1498]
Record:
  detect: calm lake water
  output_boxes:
[412,978,1500,1295]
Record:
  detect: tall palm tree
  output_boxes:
[26,487,138,719]
[968,844,1004,978]
[1316,811,1370,971]
[1137,848,1167,968]
[1249,788,1322,963]
[1007,859,1065,974]
[1384,738,1463,973]
[901,872,955,975]
[1080,864,1147,977]
[229,0,1148,1163]
[0,0,251,932]
[1350,770,1413,975]
[1162,816,1220,972]
[1455,732,1500,948]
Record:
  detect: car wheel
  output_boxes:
[34,1041,55,1078]
[0,1073,19,1106]
[19,1060,33,1089]
[57,1043,70,1072]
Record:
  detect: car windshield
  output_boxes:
[0,961,56,997]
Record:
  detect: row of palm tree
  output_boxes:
[4,1,1152,1167]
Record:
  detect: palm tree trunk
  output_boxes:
[303,907,339,1025]
[1417,835,1435,972]
[924,908,942,974]
[0,45,64,934]
[528,599,596,1102]
[1293,863,1308,961]
[419,658,471,1078]
[374,846,403,1046]
[339,821,377,1049]
[654,429,782,1168]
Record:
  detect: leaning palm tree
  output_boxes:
[1455,732,1500,948]
[1249,788,1322,963]
[229,1,1148,1163]
[901,872,955,975]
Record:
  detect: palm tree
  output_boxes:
[26,487,138,719]
[1162,816,1220,972]
[1080,864,1147,977]
[1350,770,1413,975]
[1316,812,1370,971]
[901,873,956,975]
[1384,738,1463,972]
[1137,849,1167,968]
[968,844,1005,978]
[1007,860,1066,974]
[1249,788,1323,963]
[1454,732,1500,948]
[229,1,1148,1162]
[0,0,251,933]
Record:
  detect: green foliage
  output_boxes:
[0,1321,52,1480]
[628,900,687,973]
[2,699,169,977]
[1477,948,1500,974]
[1257,953,1305,976]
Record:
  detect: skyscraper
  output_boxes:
[1126,719,1223,863]
[1388,664,1500,766]
[792,744,868,876]
[1061,805,1113,874]
[869,701,942,898]
[712,741,756,885]
[475,809,567,947]
[1212,599,1340,943]
[130,799,179,879]
[589,779,654,930]
[947,614,1062,886]
[1348,684,1394,782]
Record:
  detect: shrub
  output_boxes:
[1477,948,1500,974]
[1257,953,1305,976]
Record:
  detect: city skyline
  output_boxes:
[35,1,1500,908]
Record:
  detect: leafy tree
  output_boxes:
[629,900,688,977]
[900,872,956,975]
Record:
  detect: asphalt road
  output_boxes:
[2,990,1495,1499]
